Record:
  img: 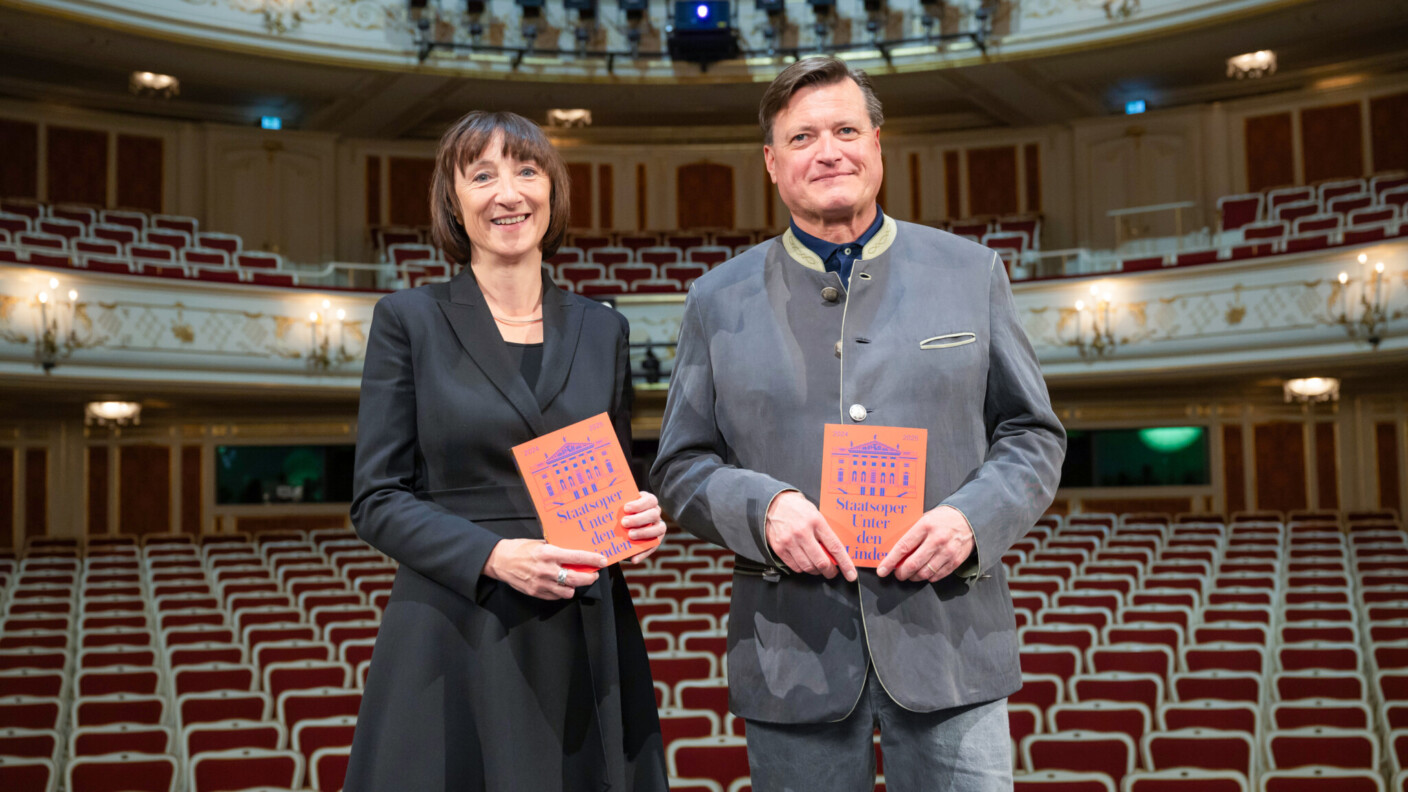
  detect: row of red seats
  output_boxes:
[1007,521,1407,792]
[1217,175,1408,232]
[638,515,1405,790]
[371,226,777,263]
[0,529,382,791]
[0,199,202,238]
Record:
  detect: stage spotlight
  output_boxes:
[566,0,598,18]
[674,1,730,29]
[667,1,738,67]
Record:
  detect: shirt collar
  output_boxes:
[789,206,885,263]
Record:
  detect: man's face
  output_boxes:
[764,78,883,227]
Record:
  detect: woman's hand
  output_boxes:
[483,539,607,600]
[622,491,668,564]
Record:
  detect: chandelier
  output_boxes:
[1227,51,1277,80]
[129,71,180,99]
[86,401,142,427]
[1283,378,1339,404]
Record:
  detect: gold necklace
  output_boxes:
[492,314,543,325]
[482,284,542,327]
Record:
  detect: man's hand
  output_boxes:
[875,505,975,582]
[621,491,668,564]
[765,491,858,582]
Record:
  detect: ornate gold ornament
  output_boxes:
[1332,254,1399,349]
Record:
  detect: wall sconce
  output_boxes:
[86,401,143,427]
[1283,377,1339,404]
[33,278,80,372]
[308,300,355,371]
[1334,253,1396,348]
[1063,284,1118,359]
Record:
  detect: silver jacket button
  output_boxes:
[821,286,840,302]
[849,404,867,422]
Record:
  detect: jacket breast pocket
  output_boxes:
[919,332,977,350]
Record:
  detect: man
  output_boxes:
[650,56,1065,791]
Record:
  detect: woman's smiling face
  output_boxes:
[454,131,553,265]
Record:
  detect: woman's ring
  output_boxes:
[556,568,569,586]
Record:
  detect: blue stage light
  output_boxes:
[696,3,709,17]
[261,116,282,130]
[1125,99,1147,115]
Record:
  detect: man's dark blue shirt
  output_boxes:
[789,206,885,290]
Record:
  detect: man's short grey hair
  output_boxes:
[758,56,885,146]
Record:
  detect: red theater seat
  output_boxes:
[658,708,720,744]
[292,715,356,770]
[278,688,362,733]
[1159,700,1258,735]
[67,753,178,792]
[1071,672,1163,715]
[188,748,304,792]
[1263,767,1386,792]
[1011,673,1065,711]
[1049,700,1150,745]
[1270,700,1371,730]
[1267,727,1379,770]
[1023,730,1135,787]
[184,719,284,758]
[71,723,173,757]
[1141,728,1254,776]
[176,690,272,728]
[1218,193,1263,231]
[667,736,750,790]
[0,697,63,731]
[0,756,56,792]
[73,694,166,728]
[310,745,351,792]
[648,651,718,688]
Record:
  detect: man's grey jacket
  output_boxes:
[649,217,1066,724]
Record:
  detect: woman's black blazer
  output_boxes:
[344,267,666,792]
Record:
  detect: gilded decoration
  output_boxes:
[1018,272,1395,355]
[181,0,392,34]
[171,305,196,344]
[0,291,367,368]
[1224,286,1246,326]
[1022,0,1141,20]
[0,296,29,344]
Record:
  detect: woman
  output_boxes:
[345,111,669,792]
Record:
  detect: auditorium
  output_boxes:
[1,0,1407,790]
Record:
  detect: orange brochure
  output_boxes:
[511,412,658,567]
[819,424,928,567]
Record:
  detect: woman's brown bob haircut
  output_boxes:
[430,111,570,265]
[758,56,885,146]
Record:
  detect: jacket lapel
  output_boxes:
[534,269,584,412]
[437,270,548,435]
